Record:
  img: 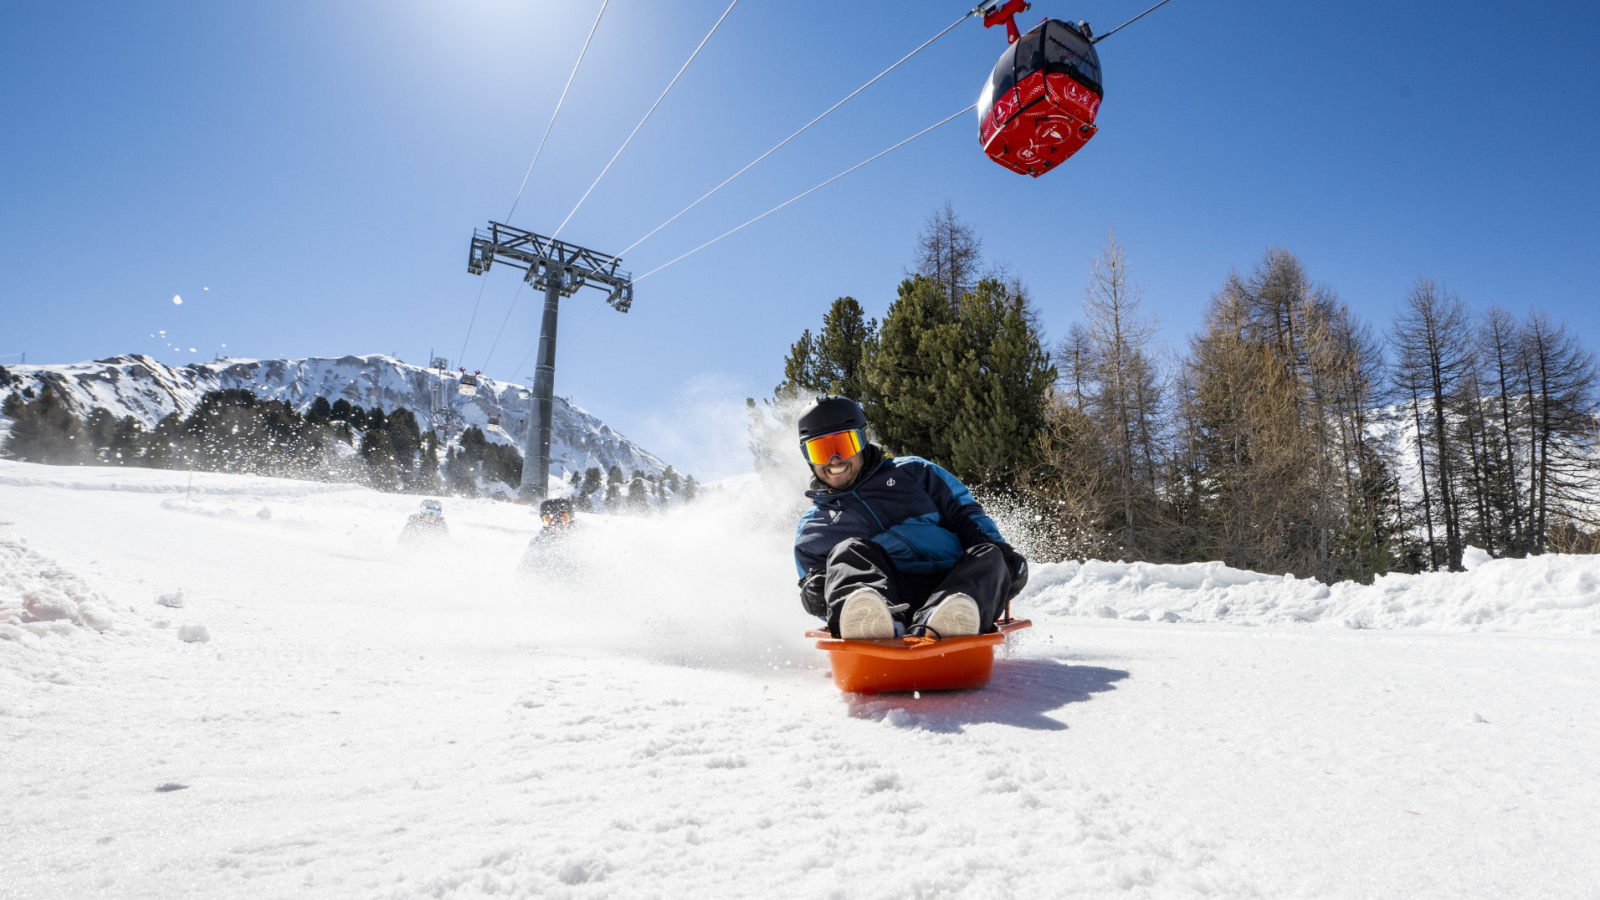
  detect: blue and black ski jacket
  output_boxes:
[794,445,1006,578]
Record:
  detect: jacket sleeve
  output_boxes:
[918,461,1005,549]
[793,506,824,578]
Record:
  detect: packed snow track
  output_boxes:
[1,461,1596,899]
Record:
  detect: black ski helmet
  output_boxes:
[797,395,867,447]
[539,498,574,517]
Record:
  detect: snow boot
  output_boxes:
[921,593,980,638]
[839,588,899,640]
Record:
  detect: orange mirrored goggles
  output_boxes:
[801,428,865,466]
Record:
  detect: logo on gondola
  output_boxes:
[886,478,896,487]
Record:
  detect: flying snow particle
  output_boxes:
[221,344,227,348]
[173,295,183,305]
[203,287,209,291]
[189,348,196,353]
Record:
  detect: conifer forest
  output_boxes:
[758,205,1600,583]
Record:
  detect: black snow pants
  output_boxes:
[822,538,1013,638]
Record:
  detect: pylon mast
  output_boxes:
[466,222,634,501]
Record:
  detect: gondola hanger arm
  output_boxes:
[980,0,1030,44]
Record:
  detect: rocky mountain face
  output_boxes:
[1,354,670,482]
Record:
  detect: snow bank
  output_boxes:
[1022,549,1600,633]
[0,522,115,640]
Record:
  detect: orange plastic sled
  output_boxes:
[808,619,1032,694]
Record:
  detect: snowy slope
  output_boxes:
[2,354,670,482]
[2,459,1598,899]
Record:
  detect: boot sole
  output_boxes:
[840,591,896,640]
[925,594,980,637]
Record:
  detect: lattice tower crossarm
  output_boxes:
[467,222,633,311]
[465,221,634,501]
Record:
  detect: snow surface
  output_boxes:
[2,353,670,482]
[2,458,1598,898]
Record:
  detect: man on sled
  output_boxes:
[793,396,1029,640]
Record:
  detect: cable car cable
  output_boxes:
[457,278,491,367]
[461,0,610,370]
[517,7,982,367]
[507,0,611,224]
[633,103,975,283]
[594,7,980,270]
[1091,0,1179,43]
[551,0,742,240]
[480,283,524,372]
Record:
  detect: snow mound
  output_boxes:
[0,522,114,637]
[1022,554,1600,633]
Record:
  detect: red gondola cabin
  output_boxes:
[978,17,1103,177]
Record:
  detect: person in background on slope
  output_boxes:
[400,498,449,543]
[519,497,577,576]
[793,396,1028,640]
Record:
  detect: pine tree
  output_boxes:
[418,431,443,493]
[781,297,875,400]
[1,387,88,464]
[858,276,962,462]
[580,466,603,511]
[775,329,822,399]
[859,276,1052,490]
[360,425,400,490]
[683,474,699,502]
[942,280,1055,488]
[446,446,477,496]
[1517,309,1599,553]
[912,201,983,307]
[1390,278,1475,571]
[1072,233,1165,556]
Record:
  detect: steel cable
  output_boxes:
[463,0,609,367]
[506,0,611,223]
[1092,0,1180,43]
[632,104,974,283]
[551,0,742,239]
[595,8,978,269]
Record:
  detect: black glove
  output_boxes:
[997,544,1029,597]
[799,573,827,618]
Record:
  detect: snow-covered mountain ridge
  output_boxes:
[0,353,670,481]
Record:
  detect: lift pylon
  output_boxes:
[466,222,633,502]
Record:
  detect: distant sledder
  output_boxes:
[793,396,1031,693]
[519,497,578,577]
[400,498,449,543]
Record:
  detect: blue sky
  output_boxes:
[4,1,1598,478]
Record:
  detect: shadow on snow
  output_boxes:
[846,658,1129,733]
